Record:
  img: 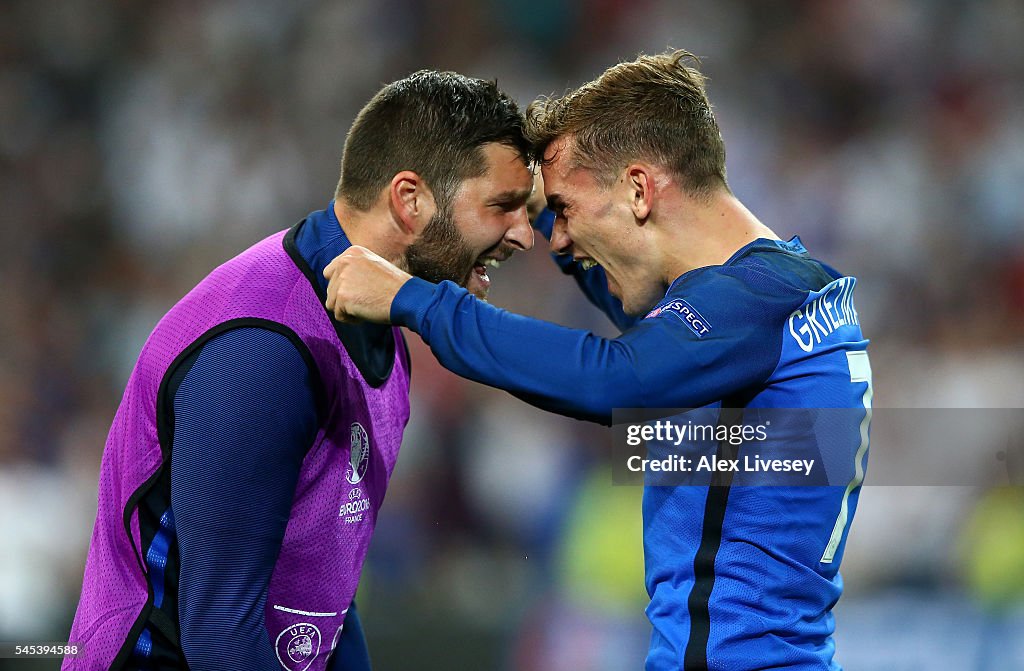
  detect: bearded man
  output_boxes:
[65,69,534,671]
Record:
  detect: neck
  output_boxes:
[332,199,412,268]
[656,190,778,284]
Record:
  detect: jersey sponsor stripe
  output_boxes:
[683,406,743,670]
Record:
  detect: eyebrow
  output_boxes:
[488,188,533,205]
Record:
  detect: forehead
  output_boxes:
[474,142,532,189]
[541,136,575,181]
[541,135,599,198]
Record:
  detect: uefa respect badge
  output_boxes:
[275,622,321,671]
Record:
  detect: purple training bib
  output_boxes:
[65,227,410,670]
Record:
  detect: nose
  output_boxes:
[504,207,535,252]
[549,216,573,256]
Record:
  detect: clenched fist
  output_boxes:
[323,246,412,323]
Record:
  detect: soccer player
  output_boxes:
[323,51,872,670]
[65,70,534,671]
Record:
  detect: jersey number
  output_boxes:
[821,350,872,564]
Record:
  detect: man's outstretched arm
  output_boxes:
[324,247,780,424]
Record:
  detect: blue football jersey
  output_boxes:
[636,239,870,671]
[390,230,870,670]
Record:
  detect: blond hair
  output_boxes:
[526,50,728,196]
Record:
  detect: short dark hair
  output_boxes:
[337,70,530,211]
[526,50,728,197]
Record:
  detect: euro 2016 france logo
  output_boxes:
[275,623,321,671]
[347,422,370,485]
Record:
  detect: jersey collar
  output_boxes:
[665,235,807,296]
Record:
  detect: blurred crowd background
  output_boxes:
[2,0,1023,669]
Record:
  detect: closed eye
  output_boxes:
[492,200,524,212]
[547,194,569,218]
[488,189,532,212]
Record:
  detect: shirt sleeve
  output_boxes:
[170,327,319,671]
[390,270,789,425]
[327,600,371,671]
[533,207,637,332]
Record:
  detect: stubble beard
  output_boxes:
[403,205,476,287]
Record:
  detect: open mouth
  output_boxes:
[468,256,506,296]
[470,260,492,293]
[464,241,516,297]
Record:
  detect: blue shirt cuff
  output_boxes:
[390,276,439,330]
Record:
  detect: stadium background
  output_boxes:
[1,0,1023,668]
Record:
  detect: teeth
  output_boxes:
[484,259,501,268]
[579,259,598,270]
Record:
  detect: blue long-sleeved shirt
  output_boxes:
[168,204,377,671]
[388,213,872,670]
[389,243,803,424]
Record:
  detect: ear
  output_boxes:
[389,171,436,236]
[625,164,653,221]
